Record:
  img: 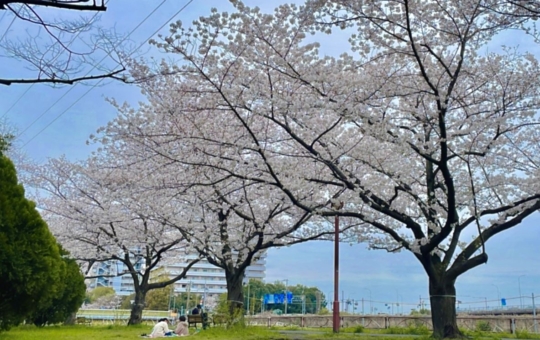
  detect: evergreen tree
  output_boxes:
[30,247,86,326]
[0,154,63,330]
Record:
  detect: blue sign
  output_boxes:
[501,298,506,306]
[263,292,293,304]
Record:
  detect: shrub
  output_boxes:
[475,320,492,332]
[353,325,364,333]
[385,325,431,335]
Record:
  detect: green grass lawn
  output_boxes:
[0,324,292,340]
[2,324,537,340]
[0,325,145,340]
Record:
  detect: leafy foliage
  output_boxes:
[0,133,14,155]
[475,321,492,332]
[0,155,63,330]
[87,287,116,304]
[30,247,86,326]
[243,280,327,315]
[144,285,173,311]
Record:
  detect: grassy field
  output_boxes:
[0,325,297,340]
[0,324,424,340]
[2,324,539,340]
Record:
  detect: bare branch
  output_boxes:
[0,0,106,12]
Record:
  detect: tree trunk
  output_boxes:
[64,312,76,325]
[128,289,147,325]
[429,278,463,339]
[225,270,245,322]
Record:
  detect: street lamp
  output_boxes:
[363,288,372,314]
[518,275,526,309]
[491,284,500,305]
[282,279,289,315]
[472,296,488,310]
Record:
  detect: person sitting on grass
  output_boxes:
[148,318,172,338]
[175,315,189,336]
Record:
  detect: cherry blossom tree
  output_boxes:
[93,98,355,317]
[158,179,326,316]
[30,156,200,325]
[113,1,540,337]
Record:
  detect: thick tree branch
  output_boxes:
[0,0,106,11]
[448,199,540,279]
[0,67,126,85]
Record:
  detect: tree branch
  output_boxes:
[0,0,106,11]
[0,67,126,85]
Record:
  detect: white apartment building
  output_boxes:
[87,252,267,299]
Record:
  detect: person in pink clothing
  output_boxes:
[175,315,189,336]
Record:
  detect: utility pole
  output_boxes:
[364,288,372,314]
[533,293,538,333]
[518,275,525,309]
[332,201,343,333]
[282,279,289,315]
[247,280,251,316]
[316,291,321,314]
[203,279,207,308]
[186,281,192,313]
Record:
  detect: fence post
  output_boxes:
[511,318,515,334]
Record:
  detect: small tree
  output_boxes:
[145,285,173,311]
[87,287,116,304]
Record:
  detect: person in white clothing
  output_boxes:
[149,318,172,338]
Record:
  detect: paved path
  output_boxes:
[277,330,539,340]
[277,330,423,339]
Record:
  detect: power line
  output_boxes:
[17,0,171,139]
[21,0,195,148]
[1,1,108,120]
[0,9,18,43]
[0,10,8,24]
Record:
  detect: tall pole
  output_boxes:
[247,280,251,316]
[333,214,340,333]
[203,279,207,308]
[492,284,500,305]
[364,288,372,314]
[518,275,525,309]
[533,293,537,333]
[186,281,192,313]
[282,279,288,315]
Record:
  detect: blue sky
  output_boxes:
[1,0,539,314]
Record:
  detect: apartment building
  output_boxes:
[87,252,267,299]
